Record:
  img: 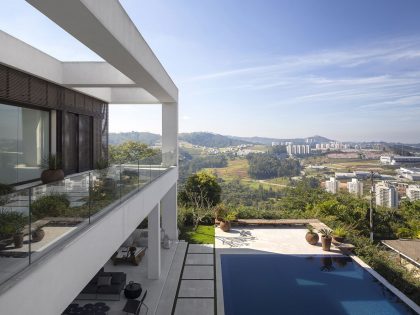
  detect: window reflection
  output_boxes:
[0,104,49,184]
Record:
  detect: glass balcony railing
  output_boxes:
[0,155,175,286]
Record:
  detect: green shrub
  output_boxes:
[350,236,420,304]
[333,226,347,238]
[0,184,14,196]
[0,184,14,206]
[31,194,70,220]
[396,227,413,239]
[0,210,27,236]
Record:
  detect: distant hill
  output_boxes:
[109,132,161,146]
[231,135,332,145]
[179,132,252,148]
[109,131,334,148]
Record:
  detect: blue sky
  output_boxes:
[1,1,420,142]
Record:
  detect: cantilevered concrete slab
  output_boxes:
[26,0,178,102]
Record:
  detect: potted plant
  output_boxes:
[10,212,27,248]
[214,204,227,225]
[41,154,64,184]
[219,211,237,232]
[305,225,319,245]
[31,227,45,242]
[332,226,347,243]
[319,228,333,251]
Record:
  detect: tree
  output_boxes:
[179,171,222,207]
[178,171,222,230]
[109,141,161,164]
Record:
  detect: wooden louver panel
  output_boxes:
[30,77,47,106]
[0,65,7,99]
[8,69,29,103]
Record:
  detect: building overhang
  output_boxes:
[0,0,178,104]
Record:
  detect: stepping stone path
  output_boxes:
[173,243,215,315]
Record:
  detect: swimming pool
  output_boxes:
[221,254,417,315]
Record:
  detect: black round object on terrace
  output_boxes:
[124,281,142,299]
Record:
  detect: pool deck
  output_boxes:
[215,226,420,315]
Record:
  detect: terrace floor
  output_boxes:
[67,241,187,315]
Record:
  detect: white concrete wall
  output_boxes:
[0,167,177,315]
[0,30,62,82]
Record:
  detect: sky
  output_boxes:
[1,1,420,143]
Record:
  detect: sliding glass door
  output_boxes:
[0,103,49,185]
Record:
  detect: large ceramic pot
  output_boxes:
[332,236,345,243]
[305,232,319,245]
[219,221,231,232]
[321,236,332,251]
[13,233,24,248]
[41,169,64,184]
[32,228,45,242]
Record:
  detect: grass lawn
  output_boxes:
[206,159,250,181]
[180,225,215,244]
[205,159,283,191]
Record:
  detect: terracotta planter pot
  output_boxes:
[219,221,231,232]
[32,229,45,242]
[13,233,24,248]
[321,236,332,251]
[305,232,319,245]
[41,169,64,184]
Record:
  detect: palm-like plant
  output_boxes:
[319,228,333,239]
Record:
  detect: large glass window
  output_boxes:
[0,103,49,184]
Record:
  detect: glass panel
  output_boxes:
[90,166,120,216]
[30,181,85,262]
[0,104,19,184]
[17,107,49,183]
[0,188,30,284]
[120,162,139,197]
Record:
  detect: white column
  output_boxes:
[162,102,178,167]
[161,183,178,240]
[148,203,161,279]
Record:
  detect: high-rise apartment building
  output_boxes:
[375,182,399,208]
[406,185,420,201]
[347,178,363,196]
[325,177,339,194]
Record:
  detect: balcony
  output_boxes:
[0,156,176,287]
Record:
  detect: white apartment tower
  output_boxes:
[375,182,399,208]
[406,185,420,201]
[326,177,339,194]
[347,178,363,196]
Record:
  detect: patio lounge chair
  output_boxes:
[122,290,149,315]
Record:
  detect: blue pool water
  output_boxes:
[221,254,417,315]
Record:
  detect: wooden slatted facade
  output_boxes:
[0,64,108,177]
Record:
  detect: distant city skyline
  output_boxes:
[2,1,420,142]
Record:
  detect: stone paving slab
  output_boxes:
[182,265,214,280]
[178,280,214,298]
[188,244,214,254]
[175,298,214,315]
[185,254,213,265]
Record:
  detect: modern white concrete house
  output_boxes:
[0,1,179,314]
